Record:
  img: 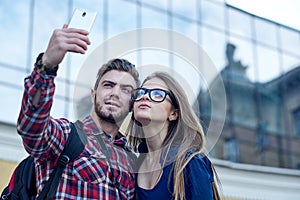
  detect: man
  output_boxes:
[17,24,139,199]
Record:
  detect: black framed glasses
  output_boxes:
[131,88,173,103]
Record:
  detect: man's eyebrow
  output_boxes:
[101,80,116,85]
[101,80,134,89]
[120,84,134,89]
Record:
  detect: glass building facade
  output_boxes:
[0,0,300,170]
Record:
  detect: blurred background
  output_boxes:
[0,0,299,199]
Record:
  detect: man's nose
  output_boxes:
[110,85,121,97]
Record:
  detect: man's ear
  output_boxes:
[91,89,95,104]
[168,109,179,121]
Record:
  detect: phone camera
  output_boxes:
[82,12,86,17]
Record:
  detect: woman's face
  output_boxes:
[133,77,177,126]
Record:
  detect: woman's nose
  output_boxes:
[140,91,150,100]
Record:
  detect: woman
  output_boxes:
[127,71,221,200]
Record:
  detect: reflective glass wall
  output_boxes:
[0,0,299,169]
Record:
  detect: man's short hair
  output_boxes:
[94,58,140,90]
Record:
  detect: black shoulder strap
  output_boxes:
[94,134,126,200]
[8,156,35,200]
[95,134,123,197]
[37,121,86,200]
[94,134,112,166]
[94,133,137,169]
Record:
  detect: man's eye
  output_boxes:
[122,87,132,94]
[103,83,113,88]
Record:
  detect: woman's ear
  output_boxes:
[168,109,179,121]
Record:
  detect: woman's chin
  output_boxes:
[136,118,151,126]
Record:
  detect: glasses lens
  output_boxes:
[132,88,168,102]
[132,88,145,101]
[150,89,166,102]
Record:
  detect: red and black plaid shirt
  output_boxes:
[17,67,135,199]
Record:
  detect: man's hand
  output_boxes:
[42,24,91,68]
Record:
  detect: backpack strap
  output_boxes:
[94,134,123,199]
[94,133,136,200]
[6,156,35,200]
[37,120,86,199]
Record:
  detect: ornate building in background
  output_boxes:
[199,43,300,169]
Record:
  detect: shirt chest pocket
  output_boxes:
[72,145,109,184]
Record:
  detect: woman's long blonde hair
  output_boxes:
[127,72,221,200]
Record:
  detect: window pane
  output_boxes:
[255,18,277,48]
[172,0,197,21]
[108,0,137,36]
[173,18,198,43]
[201,0,225,31]
[142,6,168,28]
[293,108,300,136]
[51,98,70,119]
[202,27,226,71]
[143,0,168,12]
[280,27,300,55]
[0,86,23,124]
[0,1,29,66]
[0,65,25,88]
[228,7,252,39]
[55,79,70,99]
[282,53,300,73]
[256,46,280,82]
[228,37,255,81]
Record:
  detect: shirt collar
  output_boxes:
[83,115,127,148]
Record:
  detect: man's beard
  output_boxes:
[94,96,128,124]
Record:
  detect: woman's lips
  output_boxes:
[138,103,151,109]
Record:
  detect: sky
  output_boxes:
[227,0,300,30]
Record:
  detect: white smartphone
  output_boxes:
[68,8,97,32]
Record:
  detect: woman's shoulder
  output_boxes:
[185,150,214,182]
[186,150,211,164]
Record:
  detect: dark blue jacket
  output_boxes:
[135,144,214,200]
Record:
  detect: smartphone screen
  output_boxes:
[68,9,97,32]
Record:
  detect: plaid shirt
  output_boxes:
[17,67,135,199]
